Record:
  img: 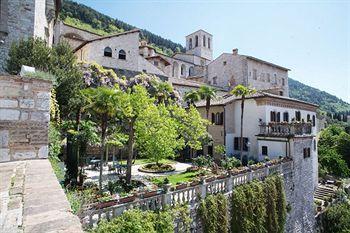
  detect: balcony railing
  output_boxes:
[258,122,312,137]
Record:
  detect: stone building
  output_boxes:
[196,92,318,188]
[0,0,61,74]
[56,24,290,98]
[207,49,289,96]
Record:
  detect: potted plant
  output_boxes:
[190,179,200,187]
[205,176,216,183]
[176,182,188,190]
[119,194,136,204]
[143,190,158,198]
[217,173,228,179]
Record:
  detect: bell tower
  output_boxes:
[185,30,213,61]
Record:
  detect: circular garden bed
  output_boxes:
[138,163,175,173]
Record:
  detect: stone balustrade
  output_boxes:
[259,122,312,137]
[80,160,293,229]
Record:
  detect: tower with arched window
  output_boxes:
[185,30,213,61]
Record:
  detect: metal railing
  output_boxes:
[259,122,312,137]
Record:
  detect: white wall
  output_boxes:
[78,32,140,71]
[137,56,165,75]
[224,98,317,160]
[257,139,288,160]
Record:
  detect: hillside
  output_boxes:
[289,78,350,114]
[61,0,350,115]
[60,0,184,56]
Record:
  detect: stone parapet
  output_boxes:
[0,75,52,162]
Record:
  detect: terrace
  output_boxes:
[258,122,313,137]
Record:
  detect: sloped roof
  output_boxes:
[195,91,318,108]
[145,55,171,66]
[169,78,226,91]
[74,29,140,52]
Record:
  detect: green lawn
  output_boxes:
[118,158,176,165]
[151,170,201,186]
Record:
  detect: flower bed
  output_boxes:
[138,163,175,173]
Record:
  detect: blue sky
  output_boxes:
[75,0,349,103]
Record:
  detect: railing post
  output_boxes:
[264,166,269,177]
[227,175,233,192]
[279,163,283,174]
[162,184,172,207]
[248,171,253,182]
[200,179,207,199]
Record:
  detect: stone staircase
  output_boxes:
[314,185,337,201]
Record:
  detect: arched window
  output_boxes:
[189,66,194,76]
[181,64,186,76]
[203,35,206,47]
[195,35,198,47]
[189,38,192,50]
[312,115,316,127]
[208,38,211,49]
[118,49,126,60]
[211,113,215,123]
[104,47,112,57]
[276,112,281,122]
[307,114,311,122]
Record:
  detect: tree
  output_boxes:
[319,148,350,178]
[135,104,181,165]
[198,86,217,123]
[171,105,209,154]
[121,85,154,184]
[231,85,256,162]
[184,90,201,107]
[82,86,123,191]
[321,202,350,233]
[337,131,350,167]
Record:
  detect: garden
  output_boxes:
[7,37,292,232]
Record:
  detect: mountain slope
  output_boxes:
[61,1,350,115]
[289,78,350,114]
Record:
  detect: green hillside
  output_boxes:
[60,0,184,56]
[61,0,350,115]
[289,78,350,114]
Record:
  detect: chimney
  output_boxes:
[232,48,238,55]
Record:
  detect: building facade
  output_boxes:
[0,0,60,74]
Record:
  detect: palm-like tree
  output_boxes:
[198,86,217,123]
[231,85,256,163]
[184,90,201,107]
[82,86,121,191]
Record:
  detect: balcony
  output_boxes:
[258,122,312,137]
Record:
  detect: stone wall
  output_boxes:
[0,75,52,162]
[284,137,316,232]
[0,0,36,73]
